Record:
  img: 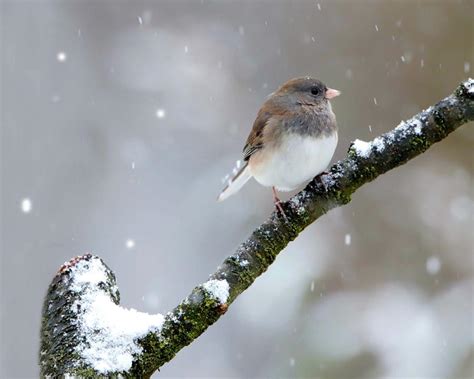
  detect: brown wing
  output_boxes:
[242,98,287,161]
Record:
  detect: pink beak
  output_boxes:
[325,88,341,99]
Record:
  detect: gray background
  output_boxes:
[1,0,473,378]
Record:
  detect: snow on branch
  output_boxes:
[40,79,474,378]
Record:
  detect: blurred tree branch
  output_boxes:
[40,79,473,378]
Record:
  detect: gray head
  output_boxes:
[270,77,339,137]
[275,77,340,106]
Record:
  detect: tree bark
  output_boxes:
[40,79,474,378]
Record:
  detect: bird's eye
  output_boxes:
[311,87,320,96]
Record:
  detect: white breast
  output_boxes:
[250,132,338,191]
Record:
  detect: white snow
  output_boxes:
[426,256,441,275]
[239,259,249,267]
[394,118,424,136]
[71,257,164,374]
[353,132,399,157]
[352,139,371,158]
[464,78,474,94]
[156,108,166,119]
[372,137,386,152]
[70,258,108,291]
[412,119,423,134]
[202,279,229,304]
[126,239,135,249]
[290,196,307,215]
[21,198,32,213]
[56,51,67,62]
[464,62,470,73]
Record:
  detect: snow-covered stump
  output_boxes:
[40,80,473,378]
[39,254,161,377]
[40,254,229,378]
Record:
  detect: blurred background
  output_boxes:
[1,0,473,378]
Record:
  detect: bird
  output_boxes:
[218,77,340,215]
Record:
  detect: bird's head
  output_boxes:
[276,77,340,106]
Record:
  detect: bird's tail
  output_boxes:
[217,161,252,201]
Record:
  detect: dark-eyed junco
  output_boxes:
[218,77,340,213]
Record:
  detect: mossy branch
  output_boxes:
[40,80,474,378]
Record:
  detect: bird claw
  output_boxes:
[274,199,288,221]
[272,187,289,221]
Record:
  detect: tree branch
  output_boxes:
[40,79,474,378]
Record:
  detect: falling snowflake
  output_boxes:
[426,256,441,275]
[56,51,67,62]
[21,198,32,213]
[156,109,166,119]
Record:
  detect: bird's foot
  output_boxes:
[274,199,288,220]
[272,187,289,221]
